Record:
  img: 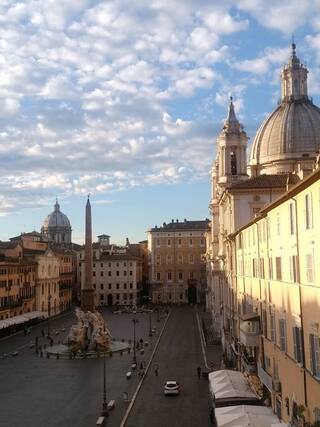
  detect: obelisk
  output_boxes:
[81,196,95,312]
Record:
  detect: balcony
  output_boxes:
[239,313,260,347]
[242,353,257,374]
[257,363,273,392]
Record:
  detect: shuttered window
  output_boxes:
[293,326,303,363]
[279,318,287,352]
[310,334,320,378]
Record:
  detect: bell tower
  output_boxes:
[216,97,249,188]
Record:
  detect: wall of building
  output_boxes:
[233,173,320,424]
[149,227,207,304]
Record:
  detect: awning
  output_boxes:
[215,405,288,427]
[0,311,48,330]
[241,313,260,321]
[209,370,259,402]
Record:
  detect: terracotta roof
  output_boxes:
[150,219,210,232]
[228,174,300,190]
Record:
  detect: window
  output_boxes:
[100,284,103,290]
[124,283,127,289]
[93,271,96,277]
[276,212,281,236]
[270,307,276,342]
[156,238,160,247]
[100,271,103,277]
[167,272,172,281]
[189,271,194,280]
[108,271,111,277]
[279,318,287,352]
[305,193,313,229]
[156,272,161,281]
[262,308,267,337]
[167,239,171,247]
[275,257,282,281]
[108,284,112,290]
[156,255,161,265]
[200,237,205,246]
[178,254,183,264]
[306,254,314,283]
[289,255,298,282]
[189,254,194,264]
[178,238,182,246]
[269,258,273,280]
[116,271,119,276]
[260,258,265,278]
[293,326,303,364]
[167,254,172,265]
[230,151,237,175]
[289,203,296,234]
[129,283,133,289]
[116,283,119,289]
[100,263,103,268]
[189,238,193,246]
[178,271,183,281]
[123,271,127,276]
[129,271,133,276]
[309,334,320,377]
[116,294,120,300]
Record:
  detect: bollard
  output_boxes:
[109,351,113,357]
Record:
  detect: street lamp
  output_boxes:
[132,317,138,364]
[148,311,152,337]
[101,351,108,417]
[47,293,51,338]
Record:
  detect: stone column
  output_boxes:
[81,197,95,312]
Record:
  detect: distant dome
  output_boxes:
[41,200,72,244]
[249,44,320,175]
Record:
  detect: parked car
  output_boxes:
[164,380,180,395]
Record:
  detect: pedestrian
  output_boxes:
[41,329,45,338]
[140,362,144,370]
[35,336,38,346]
[154,364,159,376]
[197,366,201,379]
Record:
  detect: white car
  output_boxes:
[164,380,181,395]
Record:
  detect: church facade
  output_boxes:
[206,45,320,424]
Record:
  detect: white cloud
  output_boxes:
[0,0,318,217]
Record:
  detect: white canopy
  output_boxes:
[0,311,47,330]
[209,370,258,402]
[215,405,288,427]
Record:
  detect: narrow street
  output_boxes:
[126,306,217,427]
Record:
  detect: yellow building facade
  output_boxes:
[148,220,209,304]
[231,168,320,424]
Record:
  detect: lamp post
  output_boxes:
[148,311,152,337]
[132,317,138,364]
[101,351,108,417]
[47,292,51,338]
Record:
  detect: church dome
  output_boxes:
[249,44,320,174]
[42,201,71,229]
[41,200,72,244]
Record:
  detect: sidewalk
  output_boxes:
[197,306,222,372]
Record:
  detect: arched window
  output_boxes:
[231,151,237,175]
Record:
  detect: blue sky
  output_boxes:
[1,0,320,244]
